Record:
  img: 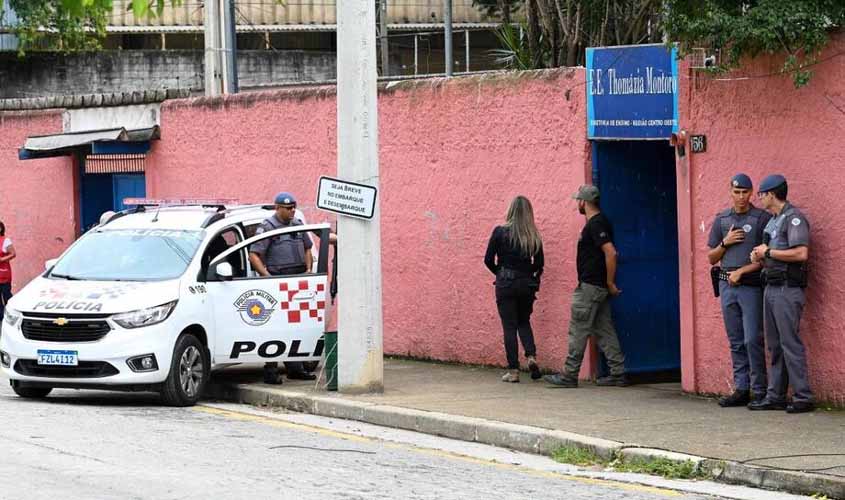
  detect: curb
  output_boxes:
[206,382,845,499]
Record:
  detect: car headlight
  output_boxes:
[3,308,21,328]
[112,301,177,329]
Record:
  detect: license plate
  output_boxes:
[37,349,78,366]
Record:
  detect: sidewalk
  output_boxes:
[207,358,845,498]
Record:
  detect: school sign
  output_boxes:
[586,44,679,140]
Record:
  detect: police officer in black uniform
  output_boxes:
[249,192,316,384]
[749,175,814,413]
[707,174,771,407]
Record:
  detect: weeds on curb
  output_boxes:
[552,446,603,466]
[551,446,707,481]
[611,457,705,480]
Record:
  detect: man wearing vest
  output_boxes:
[249,192,316,384]
[0,221,16,320]
[749,174,814,413]
[707,174,771,407]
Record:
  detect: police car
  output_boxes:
[0,199,333,406]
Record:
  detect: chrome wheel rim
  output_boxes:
[179,346,204,397]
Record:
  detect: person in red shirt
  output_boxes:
[0,221,16,319]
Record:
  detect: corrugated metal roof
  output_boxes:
[103,22,501,34]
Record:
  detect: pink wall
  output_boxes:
[0,111,76,292]
[682,34,845,403]
[149,69,590,372]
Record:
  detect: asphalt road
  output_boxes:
[0,380,806,500]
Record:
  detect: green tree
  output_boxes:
[4,0,182,53]
[664,0,845,87]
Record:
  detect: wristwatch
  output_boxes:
[764,248,772,259]
[720,240,727,249]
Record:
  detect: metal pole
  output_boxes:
[222,0,239,93]
[337,0,384,394]
[465,29,470,73]
[379,0,389,76]
[203,0,222,96]
[444,0,452,76]
[414,34,418,76]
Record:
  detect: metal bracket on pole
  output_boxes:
[444,0,453,76]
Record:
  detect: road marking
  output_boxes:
[195,405,681,497]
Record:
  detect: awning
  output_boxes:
[19,126,160,160]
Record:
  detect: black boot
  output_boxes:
[263,363,284,385]
[718,389,751,407]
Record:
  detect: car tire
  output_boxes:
[10,380,52,399]
[160,334,209,407]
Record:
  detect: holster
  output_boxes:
[710,267,723,297]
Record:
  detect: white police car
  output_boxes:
[0,199,333,406]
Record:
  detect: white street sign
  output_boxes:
[316,176,378,220]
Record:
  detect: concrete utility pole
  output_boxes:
[336,3,384,393]
[221,0,239,94]
[378,0,389,76]
[444,0,453,76]
[203,0,223,96]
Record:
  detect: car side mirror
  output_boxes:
[45,258,58,271]
[215,262,234,281]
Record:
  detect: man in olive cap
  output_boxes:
[749,174,814,413]
[707,174,771,407]
[545,185,627,388]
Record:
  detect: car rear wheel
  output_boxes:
[10,380,52,399]
[160,334,208,407]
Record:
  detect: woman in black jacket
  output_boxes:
[484,196,544,383]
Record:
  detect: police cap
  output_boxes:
[274,192,297,206]
[758,174,787,193]
[730,173,752,189]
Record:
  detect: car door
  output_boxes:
[206,223,332,365]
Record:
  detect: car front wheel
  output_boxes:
[160,334,208,407]
[10,380,52,399]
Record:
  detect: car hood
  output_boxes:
[9,277,179,315]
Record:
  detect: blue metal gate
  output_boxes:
[592,141,680,374]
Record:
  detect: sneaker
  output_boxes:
[747,398,787,411]
[786,401,815,414]
[501,370,520,383]
[544,373,577,388]
[287,371,317,381]
[718,389,751,407]
[263,366,284,385]
[596,374,629,387]
[527,356,542,380]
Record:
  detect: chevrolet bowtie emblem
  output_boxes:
[53,317,69,326]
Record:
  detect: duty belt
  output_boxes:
[269,265,307,276]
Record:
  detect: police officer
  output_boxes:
[749,175,814,413]
[249,192,316,384]
[707,174,771,407]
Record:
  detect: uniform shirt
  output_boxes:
[707,206,771,274]
[763,202,809,273]
[250,215,313,271]
[577,212,613,288]
[484,225,544,276]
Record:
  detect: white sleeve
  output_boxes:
[2,238,11,252]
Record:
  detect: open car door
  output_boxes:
[206,223,331,365]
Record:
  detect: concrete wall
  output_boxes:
[0,111,76,292]
[148,69,589,371]
[0,50,336,99]
[681,34,845,403]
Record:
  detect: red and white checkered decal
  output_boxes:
[279,279,327,323]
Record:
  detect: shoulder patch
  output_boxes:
[791,218,801,226]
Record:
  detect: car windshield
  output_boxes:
[49,228,205,281]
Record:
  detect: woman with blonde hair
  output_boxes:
[484,196,544,382]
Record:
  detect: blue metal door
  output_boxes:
[112,174,146,211]
[80,173,115,233]
[592,141,680,374]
